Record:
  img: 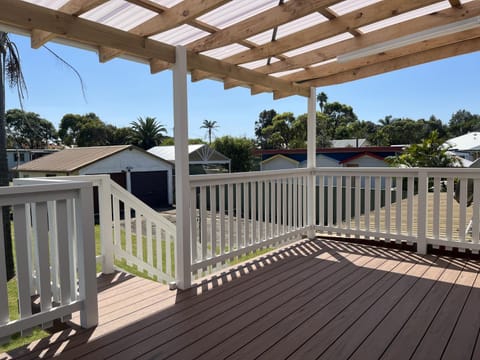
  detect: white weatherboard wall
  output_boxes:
[315,154,340,167]
[261,155,299,171]
[342,155,388,167]
[79,148,173,205]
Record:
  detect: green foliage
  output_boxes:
[386,131,460,168]
[130,116,167,150]
[254,109,277,148]
[6,109,57,148]
[448,110,480,137]
[213,136,255,172]
[59,112,113,147]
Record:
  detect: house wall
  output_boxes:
[80,148,173,205]
[261,157,298,171]
[19,171,69,178]
[342,156,388,167]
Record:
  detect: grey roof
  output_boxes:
[16,145,170,173]
[148,144,230,163]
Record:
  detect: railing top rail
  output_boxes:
[313,167,480,178]
[13,174,109,187]
[0,181,91,206]
[190,168,311,186]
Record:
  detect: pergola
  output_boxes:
[1,0,480,290]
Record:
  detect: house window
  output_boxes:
[13,153,25,162]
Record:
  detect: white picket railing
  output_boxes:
[189,169,310,276]
[14,175,176,283]
[0,180,97,343]
[110,180,176,283]
[313,167,480,254]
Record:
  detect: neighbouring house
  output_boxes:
[444,132,480,161]
[148,144,231,175]
[258,146,403,171]
[16,145,174,208]
[7,148,57,179]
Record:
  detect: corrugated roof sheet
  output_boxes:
[17,145,133,172]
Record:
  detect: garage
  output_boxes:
[131,170,169,209]
[16,145,174,208]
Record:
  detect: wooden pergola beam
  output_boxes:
[0,0,309,97]
[302,37,480,87]
[223,0,440,65]
[188,0,340,53]
[30,0,108,49]
[282,28,480,83]
[255,0,480,76]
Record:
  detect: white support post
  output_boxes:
[99,176,114,274]
[307,87,316,239]
[417,171,428,255]
[76,184,98,328]
[173,45,192,290]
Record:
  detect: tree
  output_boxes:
[254,109,277,148]
[131,116,167,150]
[6,109,57,148]
[387,131,460,168]
[448,110,480,137]
[213,136,255,172]
[260,112,296,149]
[317,91,328,112]
[59,112,111,146]
[200,119,219,144]
[323,101,358,139]
[0,32,26,280]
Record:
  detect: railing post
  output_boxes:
[417,170,428,255]
[76,184,98,328]
[307,87,316,239]
[173,45,192,289]
[98,176,114,274]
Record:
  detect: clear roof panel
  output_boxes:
[329,0,382,16]
[276,13,328,39]
[198,0,279,30]
[81,1,157,31]
[150,24,209,46]
[359,1,451,33]
[283,33,354,58]
[201,43,251,60]
[23,0,69,9]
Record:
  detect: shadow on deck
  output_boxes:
[4,238,480,359]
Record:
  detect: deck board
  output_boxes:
[2,238,480,360]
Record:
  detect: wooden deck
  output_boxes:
[3,238,480,360]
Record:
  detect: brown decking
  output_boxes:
[3,238,480,360]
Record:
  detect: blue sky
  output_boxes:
[5,33,480,141]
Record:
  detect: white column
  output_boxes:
[307,87,316,239]
[173,46,191,289]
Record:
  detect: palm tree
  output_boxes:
[131,116,167,150]
[1,32,26,280]
[201,119,219,145]
[316,92,328,113]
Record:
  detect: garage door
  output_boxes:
[131,171,169,209]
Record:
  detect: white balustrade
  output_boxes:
[0,180,97,343]
[189,169,311,276]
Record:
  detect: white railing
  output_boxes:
[189,169,310,276]
[14,175,176,283]
[313,167,480,254]
[0,181,97,343]
[110,181,176,283]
